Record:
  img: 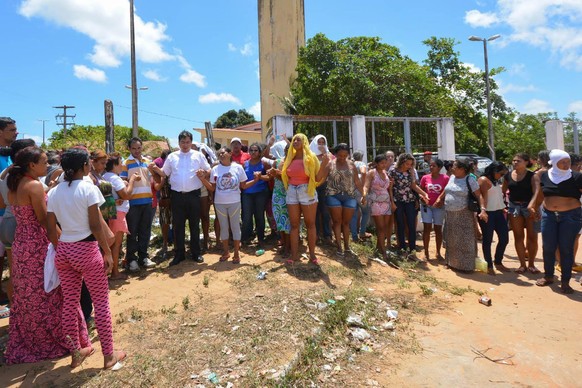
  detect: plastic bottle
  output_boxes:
[256,249,265,256]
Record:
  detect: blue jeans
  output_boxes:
[350,192,371,239]
[241,190,268,243]
[316,184,332,239]
[541,207,582,283]
[394,201,418,251]
[478,210,509,267]
[126,203,154,263]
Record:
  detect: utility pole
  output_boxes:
[129,0,139,138]
[53,105,76,135]
[37,119,49,145]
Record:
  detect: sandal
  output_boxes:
[336,249,344,257]
[232,256,241,264]
[494,264,511,272]
[71,347,95,369]
[515,266,526,274]
[219,254,230,262]
[536,277,554,287]
[528,266,541,274]
[561,284,574,294]
[104,350,127,371]
[0,306,9,319]
[309,257,320,266]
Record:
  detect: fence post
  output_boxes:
[104,99,114,153]
[403,118,411,154]
[351,115,367,163]
[437,118,455,161]
[272,115,294,139]
[545,120,564,150]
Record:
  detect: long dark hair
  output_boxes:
[61,148,89,186]
[483,161,507,185]
[7,146,44,192]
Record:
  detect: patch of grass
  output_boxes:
[161,303,178,316]
[396,278,412,289]
[418,283,435,296]
[182,296,190,310]
[203,274,210,287]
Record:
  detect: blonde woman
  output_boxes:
[281,134,329,265]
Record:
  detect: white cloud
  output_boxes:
[465,10,500,27]
[228,42,253,56]
[142,69,165,82]
[198,93,242,105]
[466,1,582,71]
[175,52,206,87]
[567,100,582,114]
[73,64,107,82]
[498,82,537,94]
[20,0,173,68]
[508,63,526,76]
[463,62,481,73]
[248,101,261,118]
[523,98,554,114]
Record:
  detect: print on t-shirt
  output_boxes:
[217,172,240,192]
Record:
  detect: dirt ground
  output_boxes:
[0,230,581,387]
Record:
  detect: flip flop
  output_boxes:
[0,306,9,319]
[219,254,230,262]
[536,278,554,287]
[309,257,320,266]
[104,350,127,371]
[71,347,95,369]
[515,266,526,274]
[528,266,541,274]
[232,257,241,264]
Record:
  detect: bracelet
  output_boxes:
[481,207,486,210]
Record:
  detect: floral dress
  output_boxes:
[272,159,290,233]
[369,170,392,216]
[5,204,78,364]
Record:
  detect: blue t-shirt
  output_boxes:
[0,155,12,216]
[242,160,267,194]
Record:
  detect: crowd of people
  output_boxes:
[0,115,581,369]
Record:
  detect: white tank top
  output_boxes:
[486,184,505,211]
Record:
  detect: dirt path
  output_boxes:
[0,233,581,387]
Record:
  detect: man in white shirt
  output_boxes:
[161,131,210,266]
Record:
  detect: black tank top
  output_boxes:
[540,171,582,199]
[505,170,534,203]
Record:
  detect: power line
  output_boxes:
[53,105,76,135]
[113,104,207,124]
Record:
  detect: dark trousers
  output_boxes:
[126,203,154,263]
[316,184,332,238]
[541,207,582,283]
[171,189,201,260]
[241,190,268,243]
[394,201,418,251]
[478,210,509,267]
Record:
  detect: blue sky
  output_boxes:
[1,0,581,147]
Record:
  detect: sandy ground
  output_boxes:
[0,231,581,387]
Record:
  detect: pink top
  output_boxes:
[420,173,449,206]
[287,159,310,185]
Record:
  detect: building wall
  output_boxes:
[258,0,305,138]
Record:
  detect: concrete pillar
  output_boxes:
[545,120,564,150]
[258,0,305,138]
[272,115,294,139]
[437,118,456,160]
[350,115,367,163]
[403,118,411,154]
[573,123,579,154]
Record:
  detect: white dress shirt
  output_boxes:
[162,149,210,192]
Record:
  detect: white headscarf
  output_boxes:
[309,134,329,156]
[194,142,217,164]
[548,149,572,184]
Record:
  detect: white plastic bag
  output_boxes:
[44,243,60,292]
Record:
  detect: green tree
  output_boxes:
[495,113,551,161]
[48,124,166,154]
[213,109,256,128]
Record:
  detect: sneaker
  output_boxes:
[142,258,156,268]
[128,261,140,272]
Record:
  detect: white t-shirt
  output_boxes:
[211,163,247,204]
[103,172,129,213]
[47,180,105,242]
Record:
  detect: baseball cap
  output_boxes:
[231,137,242,144]
[424,151,432,155]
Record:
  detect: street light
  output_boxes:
[469,34,501,161]
[125,85,149,91]
[37,119,49,145]
[129,0,138,137]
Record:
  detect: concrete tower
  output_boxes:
[258,0,305,137]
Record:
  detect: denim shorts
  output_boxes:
[508,201,530,218]
[420,205,445,226]
[286,184,318,206]
[326,193,357,209]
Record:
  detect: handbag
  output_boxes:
[44,243,60,293]
[466,176,481,213]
